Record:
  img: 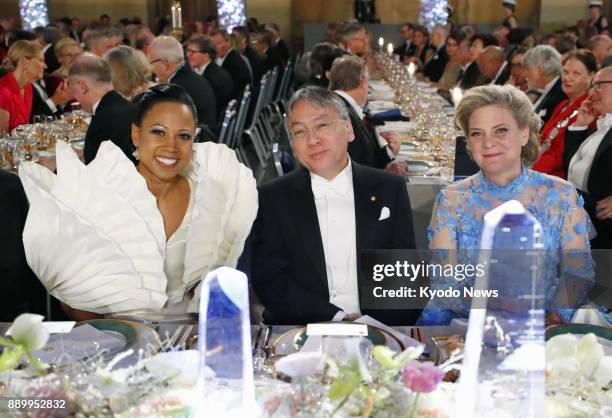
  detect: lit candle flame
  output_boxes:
[387,43,393,56]
[407,62,416,78]
[451,87,463,108]
[378,37,384,48]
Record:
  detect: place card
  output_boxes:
[5,321,76,336]
[306,323,367,337]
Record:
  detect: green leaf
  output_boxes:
[329,371,361,400]
[373,346,399,369]
[0,336,17,347]
[0,346,24,372]
[25,351,49,371]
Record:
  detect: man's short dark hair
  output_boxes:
[187,35,216,60]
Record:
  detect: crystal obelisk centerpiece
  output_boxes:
[198,267,257,417]
[457,200,546,417]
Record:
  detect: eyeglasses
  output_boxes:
[290,119,342,141]
[185,48,203,54]
[589,80,612,91]
[149,58,166,65]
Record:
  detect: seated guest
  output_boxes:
[148,36,217,136]
[435,30,464,90]
[185,35,234,120]
[566,66,612,249]
[68,53,136,163]
[422,84,597,326]
[476,46,510,86]
[232,26,265,86]
[329,55,404,174]
[45,37,82,97]
[588,34,612,67]
[339,24,367,57]
[533,50,597,178]
[264,23,290,65]
[19,84,257,320]
[423,24,449,83]
[211,28,252,100]
[456,36,490,90]
[251,86,418,325]
[405,25,434,69]
[252,29,283,72]
[0,40,45,132]
[104,45,154,99]
[0,170,47,321]
[523,45,566,124]
[307,42,348,88]
[394,23,416,62]
[83,29,115,57]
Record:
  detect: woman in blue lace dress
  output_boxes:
[419,85,605,326]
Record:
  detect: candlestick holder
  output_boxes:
[170,0,183,41]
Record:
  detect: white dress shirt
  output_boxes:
[311,160,360,319]
[194,62,209,76]
[32,81,58,114]
[216,49,232,66]
[567,113,612,192]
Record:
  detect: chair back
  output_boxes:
[217,99,237,145]
[231,86,252,149]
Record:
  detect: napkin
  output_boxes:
[34,324,125,366]
[369,109,405,124]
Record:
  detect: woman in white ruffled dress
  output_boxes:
[18,84,258,320]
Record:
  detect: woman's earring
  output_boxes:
[132,147,139,160]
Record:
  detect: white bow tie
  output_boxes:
[311,175,350,199]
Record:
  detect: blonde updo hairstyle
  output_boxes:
[2,40,43,72]
[454,84,541,166]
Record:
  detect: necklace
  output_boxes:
[541,109,578,153]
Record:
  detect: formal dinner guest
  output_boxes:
[501,0,518,30]
[68,53,137,163]
[523,45,566,124]
[211,28,252,100]
[104,45,154,99]
[533,50,597,178]
[44,37,82,97]
[251,86,418,326]
[147,36,217,135]
[588,1,609,35]
[405,25,434,70]
[0,40,44,132]
[435,30,465,90]
[19,84,257,320]
[588,34,612,67]
[421,85,597,326]
[566,66,612,249]
[476,46,510,86]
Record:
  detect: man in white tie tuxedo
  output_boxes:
[565,66,612,248]
[251,86,419,325]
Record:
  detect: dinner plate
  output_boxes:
[405,160,433,174]
[546,323,612,341]
[271,324,403,355]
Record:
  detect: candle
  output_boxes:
[171,5,176,28]
[177,4,182,28]
[451,87,463,108]
[407,62,416,78]
[378,37,384,48]
[387,43,393,56]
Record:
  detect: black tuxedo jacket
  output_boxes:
[564,127,612,248]
[222,49,252,99]
[394,41,416,61]
[251,163,419,325]
[0,171,47,321]
[276,38,290,65]
[493,62,511,85]
[424,45,448,83]
[458,61,488,90]
[535,77,567,125]
[203,62,234,120]
[30,81,60,121]
[264,45,284,71]
[44,45,60,75]
[171,64,217,134]
[244,45,266,86]
[84,90,137,164]
[336,95,391,169]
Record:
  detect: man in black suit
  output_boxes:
[0,171,48,321]
[265,23,290,65]
[456,38,488,90]
[253,29,284,72]
[329,55,406,175]
[424,25,449,83]
[566,67,612,249]
[233,26,266,86]
[68,53,137,164]
[34,26,61,75]
[148,36,217,135]
[394,23,417,62]
[476,46,510,86]
[211,29,252,100]
[185,35,234,123]
[523,45,566,125]
[251,86,419,325]
[30,78,73,121]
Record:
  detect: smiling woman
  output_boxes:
[0,40,44,132]
[18,83,258,320]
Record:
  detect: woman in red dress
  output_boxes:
[0,40,45,133]
[532,50,597,178]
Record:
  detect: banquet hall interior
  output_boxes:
[0,0,611,417]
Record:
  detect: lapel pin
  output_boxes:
[370,196,376,202]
